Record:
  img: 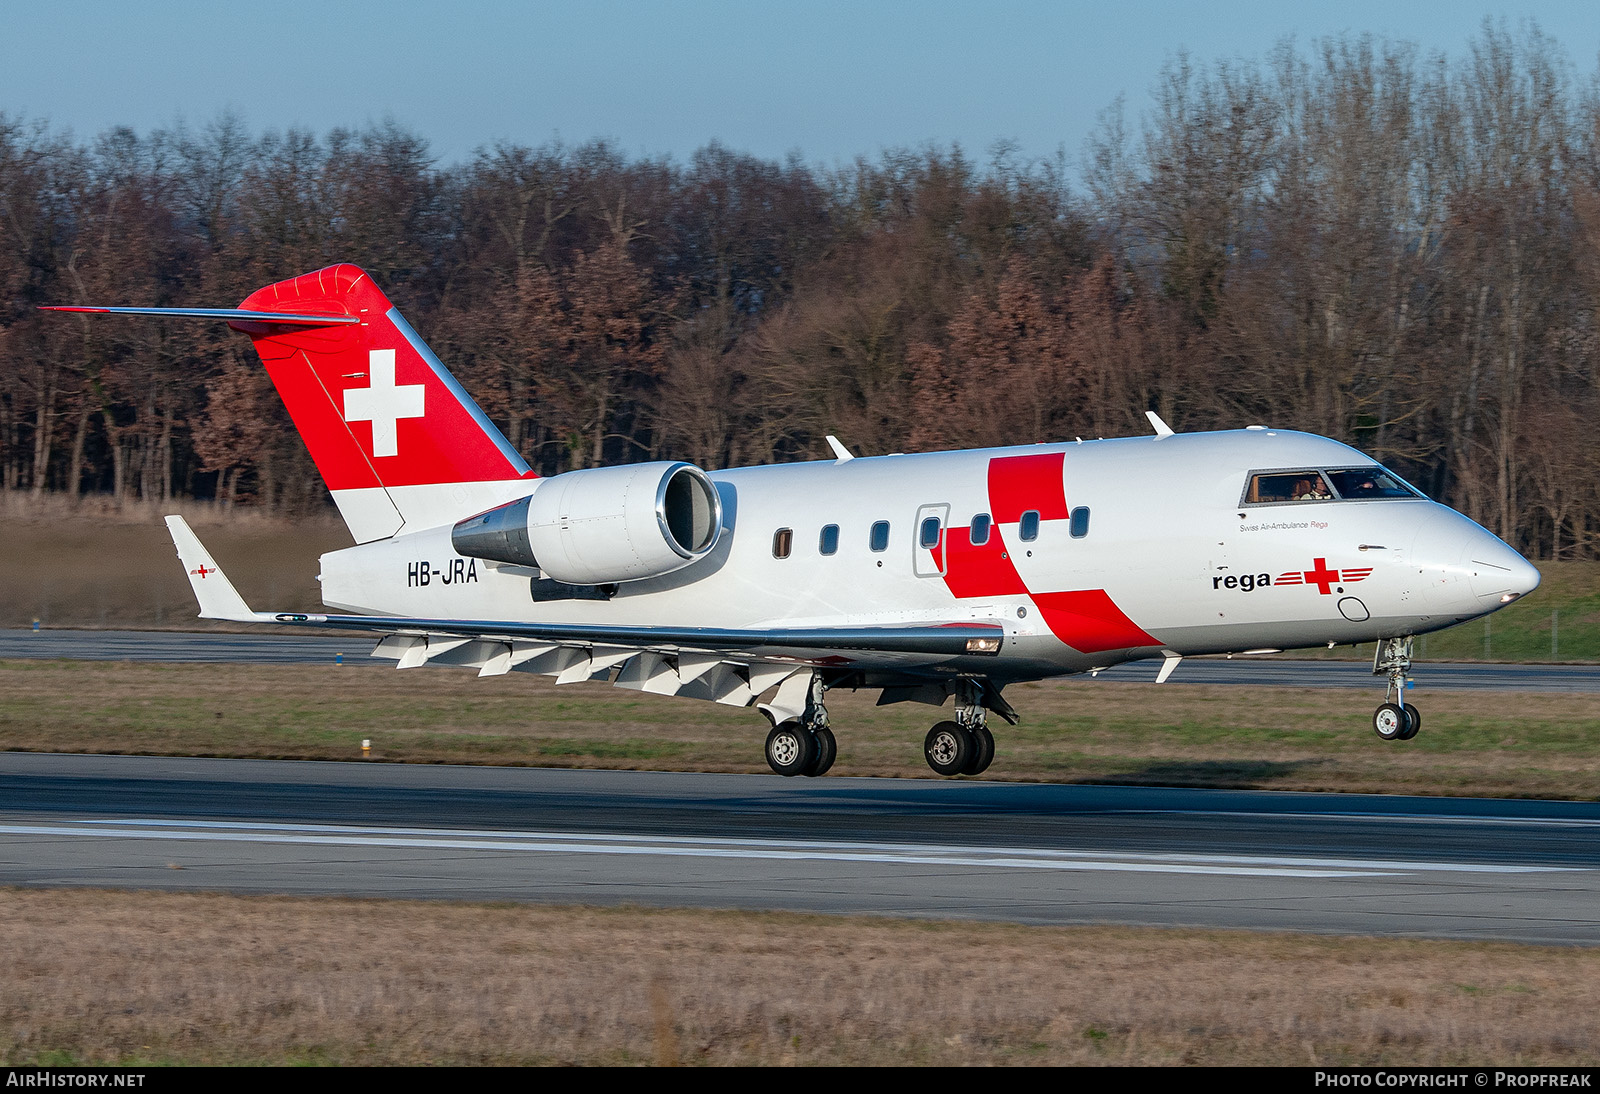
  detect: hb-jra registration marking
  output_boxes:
[407,558,479,587]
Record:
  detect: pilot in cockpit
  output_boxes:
[1295,476,1332,501]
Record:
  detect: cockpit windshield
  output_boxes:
[1323,468,1419,499]
[1242,466,1420,506]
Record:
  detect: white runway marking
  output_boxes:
[2,819,1581,879]
[1179,809,1600,830]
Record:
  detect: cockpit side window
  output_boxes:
[1242,466,1421,506]
[1243,470,1334,506]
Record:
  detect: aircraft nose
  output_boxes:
[1465,532,1541,605]
[1410,506,1539,616]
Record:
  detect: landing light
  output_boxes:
[1500,592,1522,604]
[966,637,1002,654]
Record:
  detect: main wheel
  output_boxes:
[806,726,837,776]
[766,721,817,776]
[1398,703,1421,741]
[1373,702,1406,741]
[964,725,995,775]
[924,721,974,776]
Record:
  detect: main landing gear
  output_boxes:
[763,674,836,777]
[764,719,836,777]
[923,681,996,777]
[1371,636,1420,742]
[761,673,1006,778]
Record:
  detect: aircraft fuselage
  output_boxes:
[319,427,1537,682]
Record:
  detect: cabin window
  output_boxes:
[970,513,991,546]
[1070,506,1090,539]
[1018,510,1040,542]
[819,524,840,555]
[870,520,890,552]
[919,516,942,549]
[773,528,793,559]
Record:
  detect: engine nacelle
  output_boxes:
[451,461,723,585]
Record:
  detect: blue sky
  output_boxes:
[3,1,1595,172]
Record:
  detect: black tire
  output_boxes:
[806,726,837,776]
[1399,703,1421,741]
[924,721,973,776]
[766,721,816,776]
[1373,702,1406,741]
[965,725,995,775]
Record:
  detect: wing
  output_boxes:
[166,516,1002,711]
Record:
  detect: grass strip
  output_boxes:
[3,659,1599,799]
[2,888,1597,1066]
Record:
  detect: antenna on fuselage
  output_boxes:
[825,435,855,462]
[1145,411,1175,438]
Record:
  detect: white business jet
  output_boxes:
[48,265,1540,777]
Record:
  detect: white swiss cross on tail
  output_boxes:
[343,349,425,458]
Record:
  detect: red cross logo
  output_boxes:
[1303,558,1340,595]
[190,565,217,580]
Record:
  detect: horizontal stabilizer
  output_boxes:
[41,306,359,326]
[164,516,279,623]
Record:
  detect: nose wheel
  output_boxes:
[1371,637,1421,742]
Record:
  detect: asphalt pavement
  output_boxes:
[2,753,1596,942]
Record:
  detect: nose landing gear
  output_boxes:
[1371,637,1420,741]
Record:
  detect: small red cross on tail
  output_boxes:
[190,565,217,580]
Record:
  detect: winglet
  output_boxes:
[164,516,277,622]
[1145,411,1175,438]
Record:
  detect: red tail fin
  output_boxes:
[234,265,535,540]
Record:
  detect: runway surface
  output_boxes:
[5,627,1600,690]
[3,752,1597,943]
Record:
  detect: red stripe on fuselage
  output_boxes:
[935,527,1029,598]
[987,452,1068,523]
[1031,589,1161,654]
[933,450,1161,657]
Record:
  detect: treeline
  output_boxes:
[3,24,1600,558]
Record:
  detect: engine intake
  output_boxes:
[451,461,723,585]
